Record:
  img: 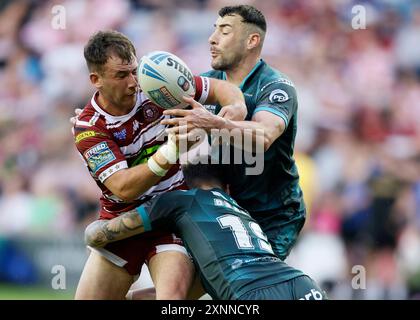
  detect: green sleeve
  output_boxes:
[138,193,176,231]
[138,190,194,230]
[253,79,297,128]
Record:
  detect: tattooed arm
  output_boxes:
[85,209,145,248]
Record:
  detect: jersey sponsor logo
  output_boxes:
[231,257,281,270]
[269,89,289,103]
[85,142,108,158]
[75,130,106,143]
[84,142,116,173]
[113,128,127,140]
[299,289,324,300]
[260,78,295,92]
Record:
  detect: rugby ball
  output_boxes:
[138,51,196,109]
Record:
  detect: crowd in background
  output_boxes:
[1,0,420,299]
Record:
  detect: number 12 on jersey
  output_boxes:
[217,214,274,254]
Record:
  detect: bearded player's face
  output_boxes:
[97,54,139,110]
[208,14,248,71]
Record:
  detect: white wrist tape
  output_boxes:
[147,157,168,177]
[158,136,179,164]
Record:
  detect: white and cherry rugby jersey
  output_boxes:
[74,76,211,219]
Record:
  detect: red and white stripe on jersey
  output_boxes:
[73,76,210,219]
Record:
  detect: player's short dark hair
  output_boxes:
[84,30,136,73]
[182,159,227,189]
[219,5,266,33]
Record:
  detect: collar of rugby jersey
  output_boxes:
[222,59,265,90]
[90,91,144,124]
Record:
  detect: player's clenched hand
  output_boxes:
[161,96,225,134]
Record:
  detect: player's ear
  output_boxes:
[247,33,260,50]
[90,72,102,89]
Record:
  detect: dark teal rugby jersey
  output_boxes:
[140,188,304,300]
[201,60,304,213]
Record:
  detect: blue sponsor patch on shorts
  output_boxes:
[84,142,116,173]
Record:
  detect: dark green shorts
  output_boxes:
[251,206,306,260]
[238,276,328,300]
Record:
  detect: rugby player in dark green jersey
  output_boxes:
[84,162,326,300]
[161,5,305,260]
